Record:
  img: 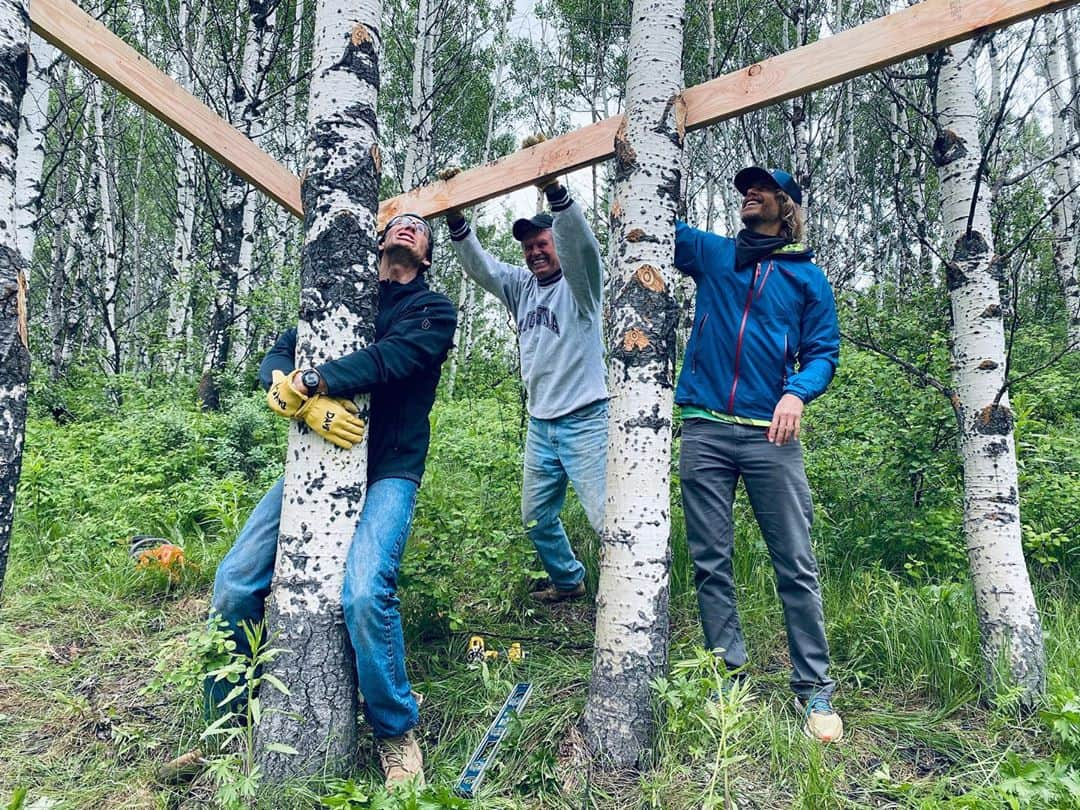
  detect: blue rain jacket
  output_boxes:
[674,222,840,423]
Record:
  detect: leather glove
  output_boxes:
[296,395,366,449]
[266,369,308,418]
[437,167,465,224]
[521,134,560,191]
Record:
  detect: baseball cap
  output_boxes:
[733,166,803,206]
[512,212,554,241]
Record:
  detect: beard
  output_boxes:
[383,242,423,267]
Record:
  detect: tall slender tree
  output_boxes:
[0,0,31,599]
[254,0,383,780]
[932,38,1046,704]
[581,0,685,769]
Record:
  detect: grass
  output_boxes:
[2,391,1079,808]
[3,523,1077,809]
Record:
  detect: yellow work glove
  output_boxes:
[296,395,366,450]
[521,134,560,191]
[266,369,308,418]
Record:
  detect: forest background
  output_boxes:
[2,0,1080,806]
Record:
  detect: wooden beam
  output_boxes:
[382,0,1078,224]
[31,0,1077,227]
[29,0,303,217]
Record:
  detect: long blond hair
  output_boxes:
[776,191,805,243]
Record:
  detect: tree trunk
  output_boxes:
[254,0,382,781]
[932,40,1046,705]
[0,0,31,600]
[1042,14,1079,349]
[14,32,53,265]
[401,0,435,190]
[88,79,121,373]
[166,0,201,370]
[581,0,685,770]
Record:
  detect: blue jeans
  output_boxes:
[207,476,420,738]
[522,399,608,590]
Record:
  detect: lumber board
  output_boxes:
[31,0,1078,227]
[382,0,1078,224]
[29,0,303,218]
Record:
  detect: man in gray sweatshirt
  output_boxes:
[444,176,608,602]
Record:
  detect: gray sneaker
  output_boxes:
[530,580,586,604]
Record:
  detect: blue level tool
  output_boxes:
[454,682,533,798]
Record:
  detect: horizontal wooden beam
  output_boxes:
[382,0,1078,224]
[32,0,1077,229]
[29,0,303,217]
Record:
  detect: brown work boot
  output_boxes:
[378,730,425,789]
[156,747,207,783]
[530,580,586,604]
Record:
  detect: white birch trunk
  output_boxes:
[581,0,685,769]
[1042,15,1080,349]
[14,33,54,264]
[401,0,435,190]
[167,0,200,367]
[231,0,279,365]
[0,0,31,599]
[254,0,383,780]
[933,40,1046,703]
[88,80,121,372]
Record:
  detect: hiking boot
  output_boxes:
[530,580,586,604]
[795,695,844,743]
[378,730,425,789]
[156,747,207,783]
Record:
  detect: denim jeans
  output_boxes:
[207,476,420,738]
[679,419,834,700]
[522,399,608,590]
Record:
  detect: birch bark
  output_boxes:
[1042,14,1079,349]
[581,0,684,769]
[88,80,121,372]
[254,0,383,780]
[166,0,201,368]
[401,0,435,190]
[15,33,54,265]
[932,40,1046,703]
[0,0,31,599]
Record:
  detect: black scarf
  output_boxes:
[735,229,790,270]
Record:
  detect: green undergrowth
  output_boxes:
[3,370,1080,808]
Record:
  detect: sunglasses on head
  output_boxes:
[385,214,431,236]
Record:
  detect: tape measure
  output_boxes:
[454,682,532,798]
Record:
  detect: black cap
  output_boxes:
[512,212,554,241]
[733,166,802,206]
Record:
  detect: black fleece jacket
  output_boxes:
[259,274,457,484]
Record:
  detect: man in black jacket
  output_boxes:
[162,214,454,789]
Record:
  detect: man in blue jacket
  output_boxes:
[675,167,843,742]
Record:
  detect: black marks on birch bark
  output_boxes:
[624,403,670,433]
[256,601,359,780]
[933,128,967,166]
[0,38,29,164]
[974,404,1014,435]
[300,210,379,330]
[609,265,678,386]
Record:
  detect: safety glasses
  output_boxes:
[385,213,432,237]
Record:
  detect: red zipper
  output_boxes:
[756,261,774,298]
[727,263,760,413]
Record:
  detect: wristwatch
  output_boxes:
[300,368,322,394]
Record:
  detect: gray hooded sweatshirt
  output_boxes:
[448,189,608,419]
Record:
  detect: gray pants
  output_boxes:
[679,418,834,699]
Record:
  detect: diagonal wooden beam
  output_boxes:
[30,0,304,217]
[32,0,1077,227]
[383,0,1078,223]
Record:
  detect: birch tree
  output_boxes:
[0,0,31,599]
[1041,13,1079,349]
[15,33,55,265]
[581,0,685,769]
[254,0,383,779]
[932,39,1046,704]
